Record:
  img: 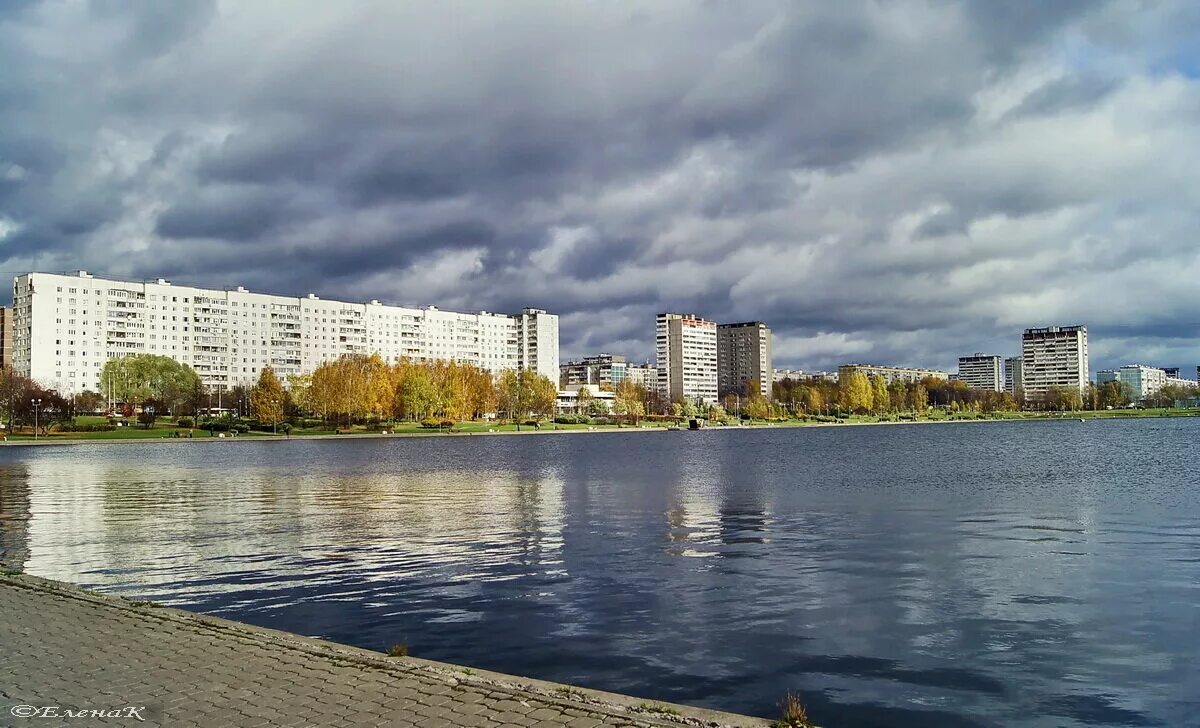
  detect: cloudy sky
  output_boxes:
[3,1,1200,373]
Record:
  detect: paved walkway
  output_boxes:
[0,574,769,728]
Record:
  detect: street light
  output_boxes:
[31,398,42,438]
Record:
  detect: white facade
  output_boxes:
[957,353,1003,392]
[513,308,560,383]
[11,271,558,395]
[656,313,718,405]
[773,368,805,383]
[1096,364,1197,400]
[1021,325,1088,400]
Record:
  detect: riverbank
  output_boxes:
[2,408,1195,447]
[0,572,771,727]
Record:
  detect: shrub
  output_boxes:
[774,691,813,728]
[554,415,584,425]
[588,416,614,426]
[176,417,194,429]
[56,422,117,433]
[419,418,443,429]
[232,423,250,434]
[522,419,541,427]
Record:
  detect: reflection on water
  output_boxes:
[1,420,1198,728]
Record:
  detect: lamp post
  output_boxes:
[31,398,42,440]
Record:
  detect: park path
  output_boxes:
[0,574,768,728]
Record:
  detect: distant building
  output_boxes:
[560,354,627,390]
[0,306,11,370]
[1004,356,1024,397]
[773,368,805,383]
[1021,325,1088,401]
[957,353,1003,392]
[555,385,615,414]
[513,307,560,384]
[1162,367,1180,379]
[1166,375,1198,391]
[1094,364,1197,400]
[716,321,773,398]
[837,364,948,385]
[656,313,717,405]
[10,270,559,394]
[625,362,656,390]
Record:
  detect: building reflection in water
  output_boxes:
[0,463,32,571]
[12,453,566,615]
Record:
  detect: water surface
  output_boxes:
[1,419,1198,727]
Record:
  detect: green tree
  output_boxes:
[576,385,595,414]
[395,365,439,421]
[250,367,285,432]
[99,354,201,413]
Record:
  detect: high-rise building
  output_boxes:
[513,307,560,384]
[1020,325,1088,401]
[1004,356,1024,397]
[0,306,11,370]
[716,321,773,398]
[11,271,558,395]
[837,364,948,384]
[1162,367,1180,378]
[559,354,627,390]
[956,353,1002,392]
[655,313,717,405]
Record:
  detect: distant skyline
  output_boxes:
[3,2,1200,374]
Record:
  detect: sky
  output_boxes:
[2,1,1200,374]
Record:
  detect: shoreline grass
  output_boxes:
[2,407,1195,446]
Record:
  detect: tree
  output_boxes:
[838,371,873,414]
[613,380,645,425]
[74,390,105,415]
[1098,380,1125,409]
[576,386,595,415]
[137,398,164,429]
[250,367,285,432]
[803,385,824,415]
[395,365,439,421]
[871,376,890,414]
[287,373,313,416]
[99,354,201,414]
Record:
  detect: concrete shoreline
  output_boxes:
[0,572,772,727]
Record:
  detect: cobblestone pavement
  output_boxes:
[0,574,769,728]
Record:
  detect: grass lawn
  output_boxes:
[6,408,1196,442]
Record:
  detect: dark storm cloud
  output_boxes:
[1,1,1199,373]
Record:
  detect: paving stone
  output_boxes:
[0,576,766,728]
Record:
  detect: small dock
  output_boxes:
[0,573,768,728]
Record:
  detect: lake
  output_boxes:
[1,419,1197,727]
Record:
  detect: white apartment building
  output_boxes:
[837,364,948,384]
[625,362,657,391]
[11,271,558,395]
[1021,325,1088,400]
[512,307,560,383]
[773,368,805,383]
[656,313,718,405]
[957,353,1003,392]
[1096,364,1198,401]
